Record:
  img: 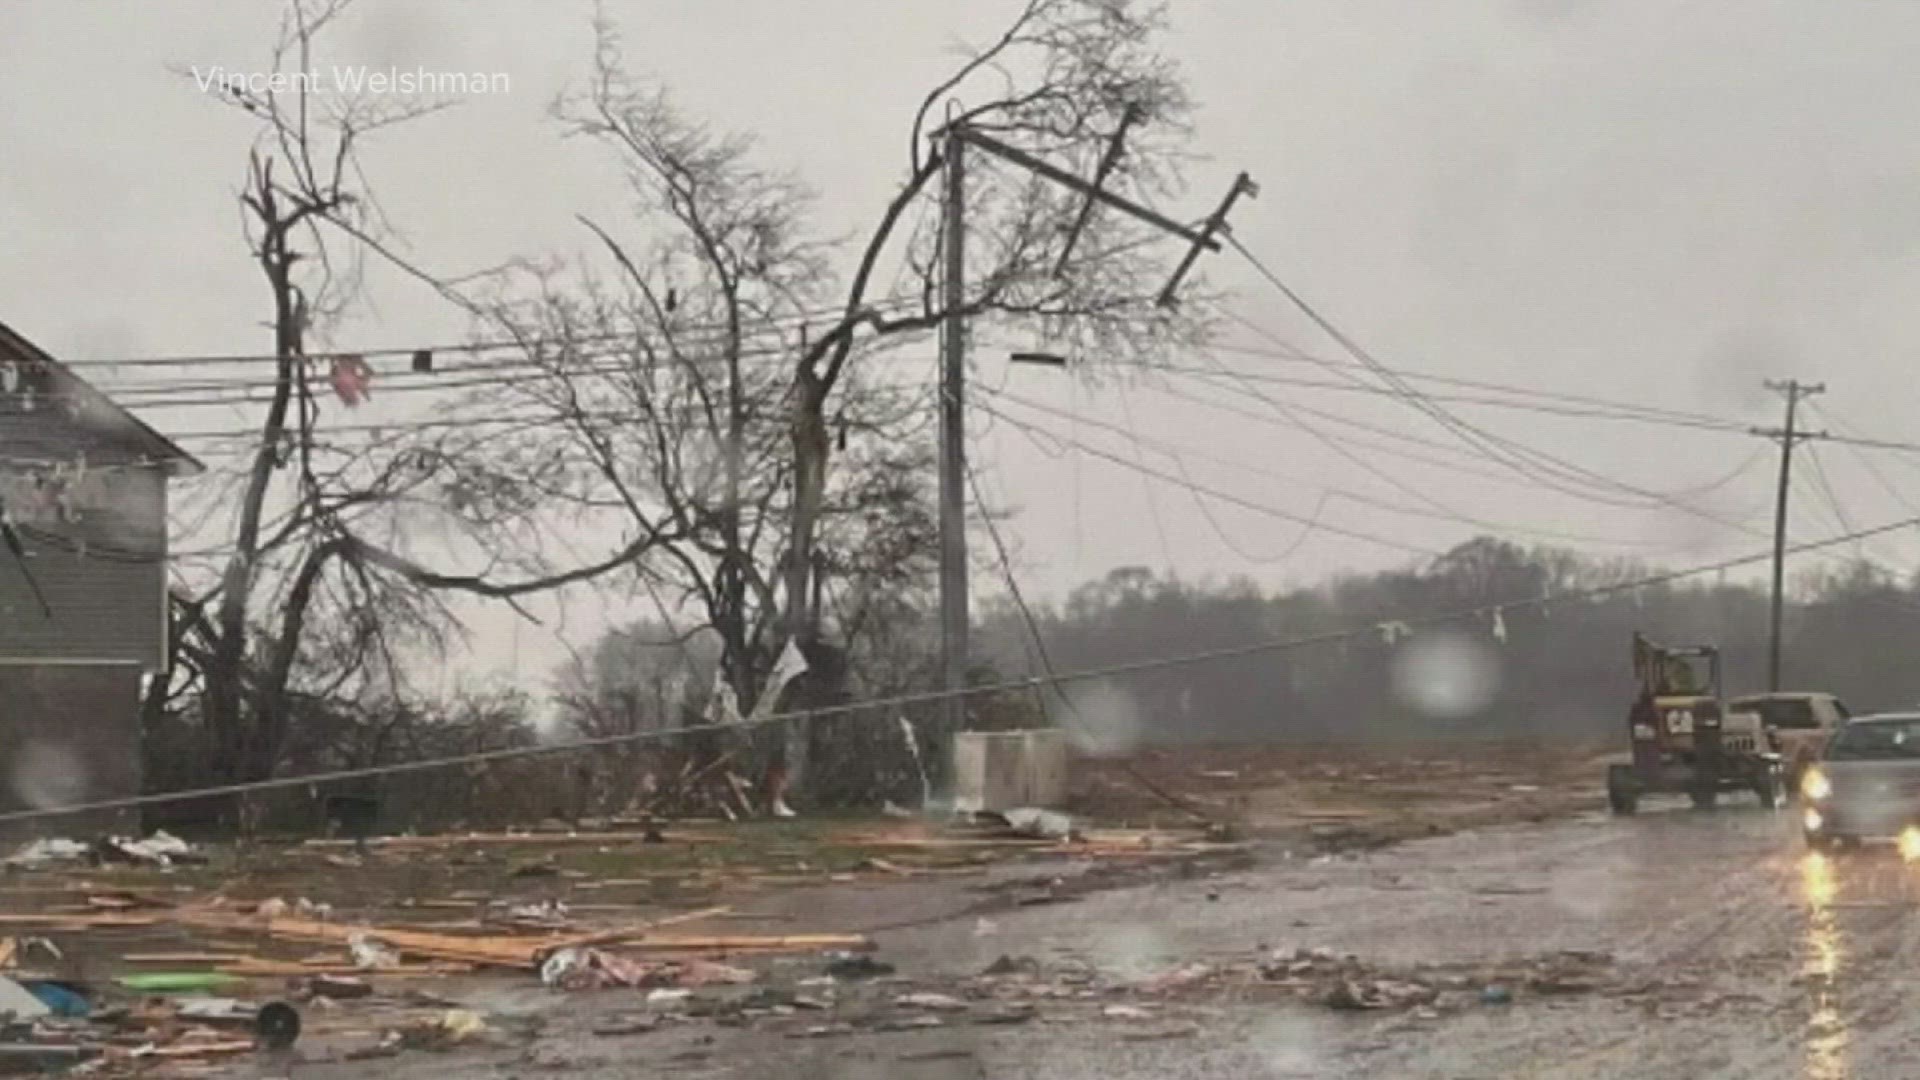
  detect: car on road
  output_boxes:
[1726,691,1851,790]
[1800,712,1920,853]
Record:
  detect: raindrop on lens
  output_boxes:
[1390,631,1500,718]
[10,742,88,809]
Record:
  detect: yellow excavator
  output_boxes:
[1606,633,1782,813]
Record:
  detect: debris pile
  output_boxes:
[1251,946,1619,1013]
[539,948,755,991]
[3,832,203,872]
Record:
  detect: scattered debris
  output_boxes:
[1140,962,1215,993]
[0,975,50,1020]
[256,1001,303,1050]
[401,1008,489,1050]
[901,1047,973,1062]
[645,988,692,1010]
[116,972,244,993]
[540,947,757,991]
[981,955,1042,978]
[677,959,757,987]
[1121,1022,1201,1041]
[894,992,969,1012]
[541,947,660,990]
[22,980,87,1018]
[95,831,200,867]
[790,1023,854,1039]
[348,933,403,970]
[1102,1004,1153,1020]
[295,974,373,1001]
[975,1003,1038,1025]
[825,953,895,981]
[1325,978,1432,1011]
[592,1014,663,1037]
[1,837,89,870]
[995,808,1077,841]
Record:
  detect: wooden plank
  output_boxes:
[0,913,159,928]
[216,959,472,977]
[166,905,848,968]
[0,937,14,969]
[302,830,721,849]
[618,933,871,952]
[135,1041,256,1060]
[168,911,544,968]
[539,906,731,952]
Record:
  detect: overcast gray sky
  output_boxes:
[8,1,1920,689]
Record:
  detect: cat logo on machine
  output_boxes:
[1665,709,1694,735]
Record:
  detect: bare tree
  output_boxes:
[153,0,473,817]
[419,0,1212,722]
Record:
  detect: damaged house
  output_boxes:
[0,321,201,839]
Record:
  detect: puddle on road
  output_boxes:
[1800,852,1848,1080]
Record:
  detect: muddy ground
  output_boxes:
[252,801,1890,1080]
[35,745,1858,1078]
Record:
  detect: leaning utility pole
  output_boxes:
[1752,379,1826,692]
[933,118,1253,737]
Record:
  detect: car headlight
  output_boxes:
[1802,768,1832,802]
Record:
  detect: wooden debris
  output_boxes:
[0,937,14,969]
[601,933,871,952]
[131,1040,256,1060]
[169,911,544,969]
[162,904,811,970]
[302,829,720,850]
[540,906,732,953]
[0,913,159,928]
[217,959,473,977]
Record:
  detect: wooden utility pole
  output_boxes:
[938,134,969,738]
[932,118,1252,738]
[1753,379,1826,692]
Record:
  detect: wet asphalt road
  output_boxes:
[279,800,1920,1079]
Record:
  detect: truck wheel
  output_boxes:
[1690,783,1718,810]
[1753,771,1782,809]
[1606,766,1638,815]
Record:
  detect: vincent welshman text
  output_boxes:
[191,65,510,96]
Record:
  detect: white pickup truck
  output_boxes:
[1726,692,1851,790]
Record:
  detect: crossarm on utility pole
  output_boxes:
[1053,105,1141,276]
[952,127,1218,250]
[1158,172,1259,308]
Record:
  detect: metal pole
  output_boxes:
[939,134,969,737]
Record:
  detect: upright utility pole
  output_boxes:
[932,118,1252,738]
[1753,379,1826,692]
[938,134,969,737]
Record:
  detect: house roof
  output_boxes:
[0,320,205,477]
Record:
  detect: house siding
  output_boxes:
[0,664,143,841]
[0,464,166,670]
